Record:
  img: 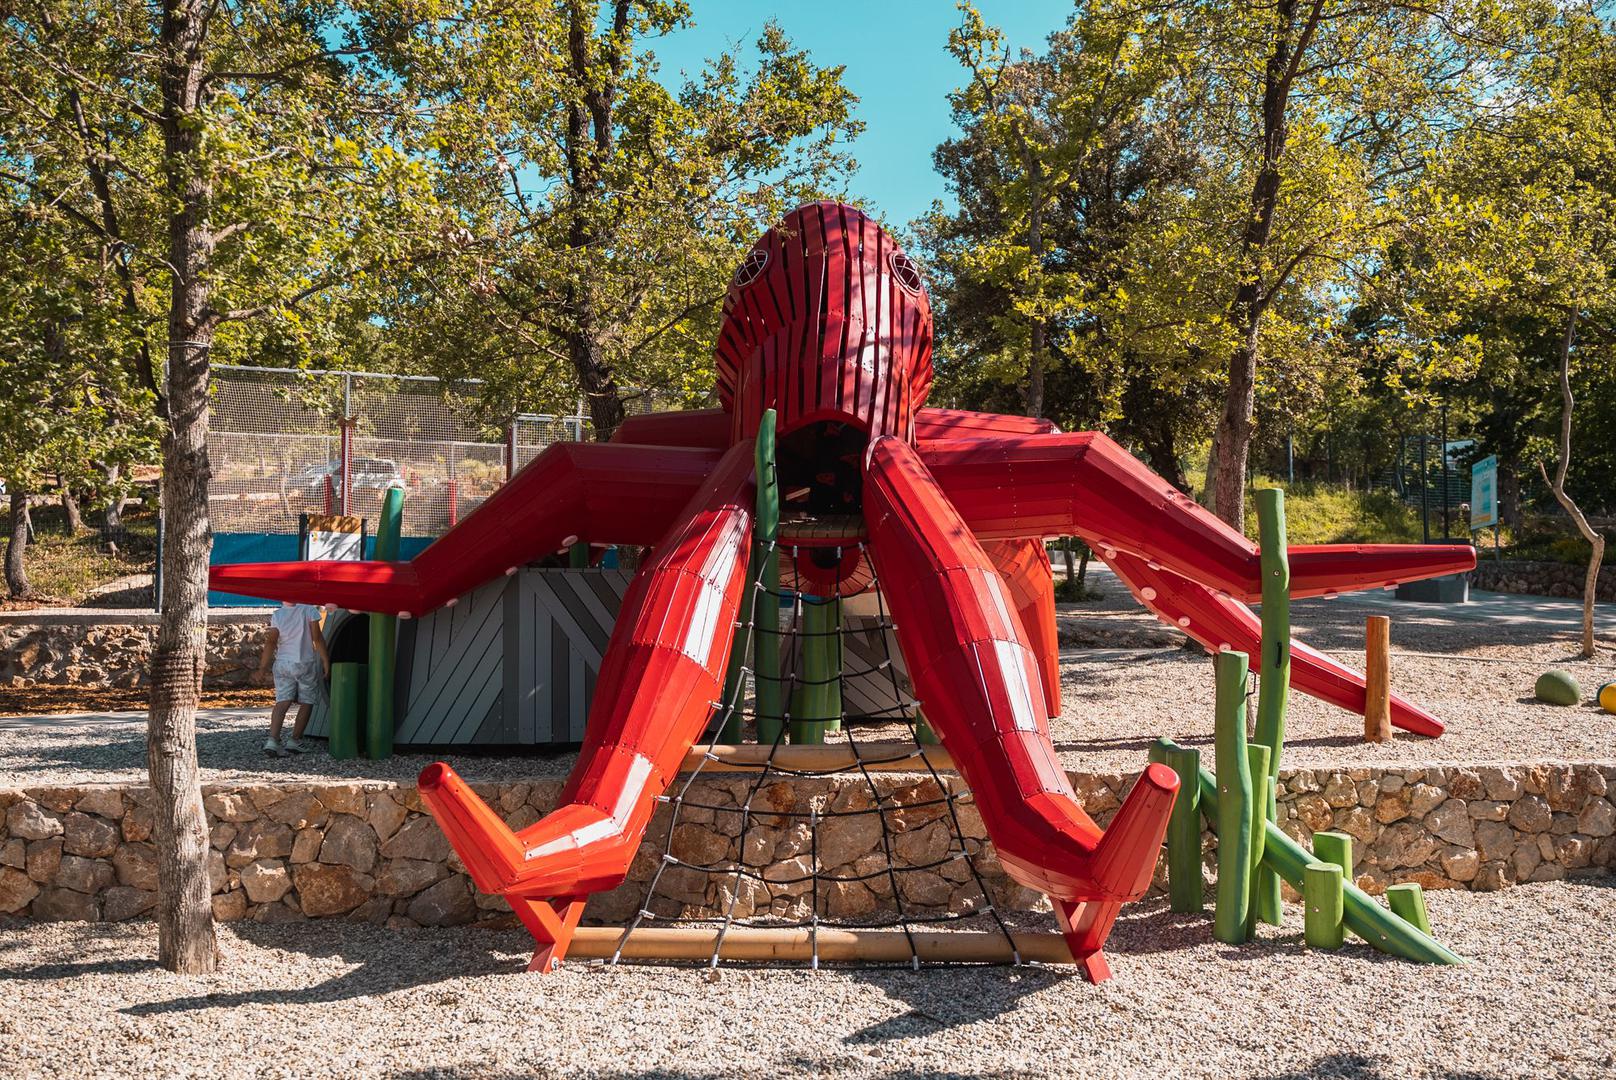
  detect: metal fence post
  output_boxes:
[339,373,353,517]
[506,419,518,482]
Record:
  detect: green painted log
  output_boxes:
[717,538,755,745]
[327,661,364,760]
[1244,743,1270,939]
[1253,488,1290,926]
[366,486,404,760]
[1213,650,1253,944]
[1160,737,1464,965]
[1150,739,1204,913]
[1312,831,1353,878]
[913,708,939,745]
[568,542,589,568]
[1386,883,1432,935]
[1304,862,1345,948]
[752,411,783,746]
[789,595,840,744]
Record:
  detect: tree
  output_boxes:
[0,200,158,597]
[377,2,861,434]
[2,0,450,971]
[926,2,1214,471]
[1384,4,1615,655]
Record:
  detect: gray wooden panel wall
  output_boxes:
[306,568,631,748]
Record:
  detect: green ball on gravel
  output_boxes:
[1534,670,1582,706]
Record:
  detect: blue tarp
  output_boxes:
[208,532,433,606]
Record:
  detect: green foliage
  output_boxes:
[368,4,860,429]
[0,501,157,604]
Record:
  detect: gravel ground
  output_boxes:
[2,878,1611,1078]
[2,572,1612,787]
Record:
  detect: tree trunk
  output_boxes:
[101,464,128,552]
[567,308,625,441]
[6,489,32,599]
[1208,324,1260,529]
[1206,0,1311,532]
[61,487,85,534]
[1539,310,1602,659]
[1025,151,1046,420]
[148,0,218,975]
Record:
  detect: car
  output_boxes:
[291,457,404,498]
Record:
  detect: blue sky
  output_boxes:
[651,1,1074,227]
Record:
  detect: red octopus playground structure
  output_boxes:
[211,202,1474,980]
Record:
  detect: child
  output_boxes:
[255,601,331,756]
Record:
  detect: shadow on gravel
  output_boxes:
[119,923,526,1016]
[1257,1051,1506,1080]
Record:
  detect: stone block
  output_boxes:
[292,862,370,916]
[26,838,63,884]
[0,866,40,913]
[1425,801,1474,847]
[103,886,156,922]
[32,886,98,921]
[241,859,293,903]
[378,816,450,862]
[55,854,114,894]
[7,801,63,841]
[113,843,158,891]
[377,858,443,897]
[62,812,119,858]
[319,815,378,873]
[74,789,124,819]
[1576,798,1615,838]
[1473,819,1516,863]
[406,876,476,926]
[1507,796,1552,833]
[366,794,407,843]
[1408,784,1447,818]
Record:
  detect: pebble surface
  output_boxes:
[2,879,1612,1078]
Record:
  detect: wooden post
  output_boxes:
[1386,882,1432,935]
[366,486,403,760]
[327,662,364,760]
[1312,831,1354,880]
[752,411,783,746]
[1151,739,1204,914]
[1364,615,1392,742]
[1303,863,1345,948]
[1155,738,1465,966]
[1244,743,1270,939]
[1253,488,1290,925]
[1213,650,1253,944]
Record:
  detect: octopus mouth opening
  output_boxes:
[776,420,868,517]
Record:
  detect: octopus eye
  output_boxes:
[732,248,769,289]
[889,252,923,296]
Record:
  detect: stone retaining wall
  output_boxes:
[1471,558,1615,601]
[0,615,268,689]
[2,763,1612,927]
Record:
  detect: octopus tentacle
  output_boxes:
[920,431,1474,601]
[1104,550,1446,737]
[208,441,724,615]
[863,436,1176,978]
[418,441,755,910]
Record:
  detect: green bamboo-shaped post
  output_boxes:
[327,661,364,760]
[1304,862,1345,948]
[366,486,403,760]
[1312,831,1354,879]
[1151,737,1204,913]
[752,411,783,746]
[1253,487,1290,926]
[1244,743,1270,939]
[568,542,590,568]
[1213,650,1253,944]
[1386,883,1432,935]
[1161,736,1463,965]
[790,594,841,744]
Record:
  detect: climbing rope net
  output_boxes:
[604,538,1026,970]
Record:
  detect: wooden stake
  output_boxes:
[1364,615,1392,742]
[1386,882,1432,935]
[1303,863,1345,948]
[563,926,1074,965]
[685,742,954,773]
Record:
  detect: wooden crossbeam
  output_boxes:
[562,925,1073,965]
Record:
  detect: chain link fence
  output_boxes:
[208,365,638,539]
